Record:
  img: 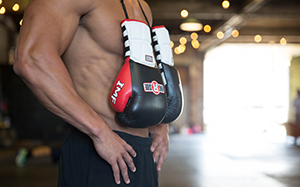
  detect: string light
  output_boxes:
[190,32,198,40]
[178,44,186,53]
[174,47,180,55]
[232,30,239,37]
[0,7,5,14]
[170,41,174,48]
[254,34,262,43]
[280,37,287,45]
[19,19,23,26]
[12,3,20,12]
[217,31,224,39]
[203,25,211,33]
[180,9,189,18]
[179,37,187,45]
[222,0,230,9]
[174,44,186,55]
[0,0,2,5]
[191,40,200,49]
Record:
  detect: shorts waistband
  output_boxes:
[113,130,153,149]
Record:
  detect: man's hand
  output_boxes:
[149,123,169,172]
[91,128,137,185]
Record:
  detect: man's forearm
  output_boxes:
[13,51,109,138]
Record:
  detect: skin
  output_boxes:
[13,0,169,185]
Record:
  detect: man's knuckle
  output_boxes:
[121,166,128,173]
[108,158,117,165]
[126,144,133,149]
[119,146,126,153]
[127,159,134,165]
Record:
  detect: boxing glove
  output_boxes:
[110,19,167,128]
[152,26,184,123]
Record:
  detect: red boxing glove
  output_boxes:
[110,20,167,128]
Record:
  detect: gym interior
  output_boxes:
[1,0,300,186]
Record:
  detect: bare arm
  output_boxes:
[14,0,135,184]
[14,0,100,136]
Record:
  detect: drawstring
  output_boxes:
[120,0,150,26]
[137,0,150,26]
[120,0,129,19]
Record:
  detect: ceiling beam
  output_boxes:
[154,12,300,21]
[198,0,271,52]
[171,35,300,44]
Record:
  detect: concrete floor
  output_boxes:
[1,132,300,187]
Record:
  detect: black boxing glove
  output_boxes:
[152,26,184,123]
[110,20,167,128]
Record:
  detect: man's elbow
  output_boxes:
[13,50,38,83]
[14,54,29,77]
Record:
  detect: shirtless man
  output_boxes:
[13,0,169,186]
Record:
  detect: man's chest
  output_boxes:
[75,0,151,56]
[78,6,126,55]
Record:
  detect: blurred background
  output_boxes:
[1,0,300,186]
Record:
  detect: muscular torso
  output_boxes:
[62,0,152,136]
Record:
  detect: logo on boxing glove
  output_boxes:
[143,80,165,95]
[145,55,153,62]
[111,80,125,104]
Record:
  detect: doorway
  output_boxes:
[203,43,297,143]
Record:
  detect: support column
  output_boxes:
[289,56,300,122]
[189,52,204,129]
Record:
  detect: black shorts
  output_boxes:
[58,129,158,187]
